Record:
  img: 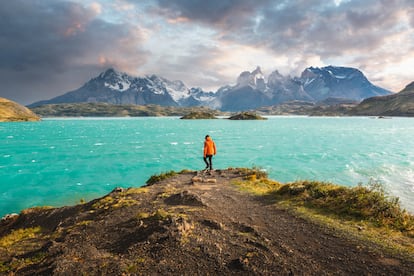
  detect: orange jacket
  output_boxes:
[204,137,216,157]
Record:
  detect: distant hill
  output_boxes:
[255,99,359,116]
[31,102,221,117]
[350,82,414,116]
[29,66,392,112]
[0,97,40,122]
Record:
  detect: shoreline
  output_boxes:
[1,166,414,218]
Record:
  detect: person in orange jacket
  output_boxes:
[203,135,216,171]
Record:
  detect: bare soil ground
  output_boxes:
[1,168,413,275]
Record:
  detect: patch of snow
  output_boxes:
[304,78,315,86]
[104,80,131,91]
[165,81,189,102]
[198,95,215,102]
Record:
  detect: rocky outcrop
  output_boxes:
[0,97,40,122]
[180,112,218,119]
[228,112,267,120]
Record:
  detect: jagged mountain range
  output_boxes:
[30,66,392,111]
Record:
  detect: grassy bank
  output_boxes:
[232,167,414,257]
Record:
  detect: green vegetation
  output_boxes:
[31,103,223,117]
[0,227,43,248]
[232,167,281,195]
[0,226,50,273]
[233,169,414,254]
[121,187,149,195]
[92,194,139,210]
[180,111,218,119]
[91,187,150,210]
[146,170,178,185]
[0,252,47,274]
[277,180,414,234]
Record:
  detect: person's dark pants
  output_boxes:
[204,155,213,170]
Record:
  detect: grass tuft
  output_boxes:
[233,178,282,195]
[276,180,414,234]
[0,227,43,248]
[146,171,178,185]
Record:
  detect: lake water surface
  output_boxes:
[1,116,413,216]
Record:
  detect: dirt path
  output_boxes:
[162,169,414,275]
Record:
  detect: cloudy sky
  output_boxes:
[1,0,413,105]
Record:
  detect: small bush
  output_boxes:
[233,168,281,195]
[237,167,268,180]
[146,171,177,185]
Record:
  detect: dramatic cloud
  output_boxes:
[154,0,269,29]
[0,0,148,104]
[154,0,414,91]
[0,0,413,104]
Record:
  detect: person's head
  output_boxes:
[205,135,210,140]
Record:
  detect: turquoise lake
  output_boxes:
[1,116,414,216]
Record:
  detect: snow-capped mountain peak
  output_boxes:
[299,65,390,101]
[236,66,265,90]
[100,68,132,92]
[147,75,189,101]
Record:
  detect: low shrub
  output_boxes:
[0,227,43,248]
[146,171,177,185]
[276,180,414,233]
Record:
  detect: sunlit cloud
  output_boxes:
[167,16,190,24]
[89,2,102,15]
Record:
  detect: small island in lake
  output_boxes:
[180,111,218,119]
[228,112,267,120]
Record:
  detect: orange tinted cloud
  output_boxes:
[167,16,190,24]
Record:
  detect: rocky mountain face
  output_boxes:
[300,66,390,101]
[216,66,391,111]
[29,66,392,111]
[350,81,414,116]
[29,69,215,108]
[0,97,40,122]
